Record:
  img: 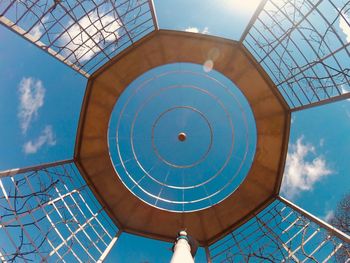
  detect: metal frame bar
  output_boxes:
[23,172,82,262]
[277,195,350,243]
[48,177,101,260]
[97,230,122,263]
[147,0,159,30]
[0,16,90,77]
[241,0,350,110]
[0,178,45,261]
[209,198,349,262]
[239,0,269,43]
[0,0,157,77]
[0,160,118,262]
[0,159,73,178]
[291,91,350,112]
[68,165,115,242]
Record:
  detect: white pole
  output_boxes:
[170,231,195,263]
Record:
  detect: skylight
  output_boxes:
[108,63,257,212]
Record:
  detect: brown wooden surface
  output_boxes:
[75,30,290,246]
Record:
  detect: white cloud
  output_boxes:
[185,26,209,34]
[346,109,350,119]
[323,210,335,222]
[319,138,324,147]
[291,116,296,124]
[29,17,48,41]
[61,11,121,62]
[281,137,332,200]
[23,125,56,154]
[18,77,45,134]
[339,11,350,43]
[339,84,350,102]
[30,24,43,41]
[185,27,199,33]
[202,27,209,34]
[341,84,349,94]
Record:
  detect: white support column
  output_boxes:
[97,230,122,263]
[170,231,195,263]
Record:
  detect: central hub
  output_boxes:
[178,132,187,142]
[151,106,213,169]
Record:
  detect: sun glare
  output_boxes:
[222,0,262,14]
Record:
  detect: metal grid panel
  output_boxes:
[0,0,157,77]
[242,0,350,110]
[209,197,350,262]
[0,161,118,262]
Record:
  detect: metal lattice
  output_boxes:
[0,161,119,262]
[0,0,158,77]
[242,0,350,110]
[209,197,350,262]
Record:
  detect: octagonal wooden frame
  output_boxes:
[74,30,290,246]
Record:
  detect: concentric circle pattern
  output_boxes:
[108,63,257,212]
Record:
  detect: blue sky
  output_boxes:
[286,102,350,221]
[108,62,257,212]
[154,0,262,40]
[0,27,86,169]
[0,0,349,262]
